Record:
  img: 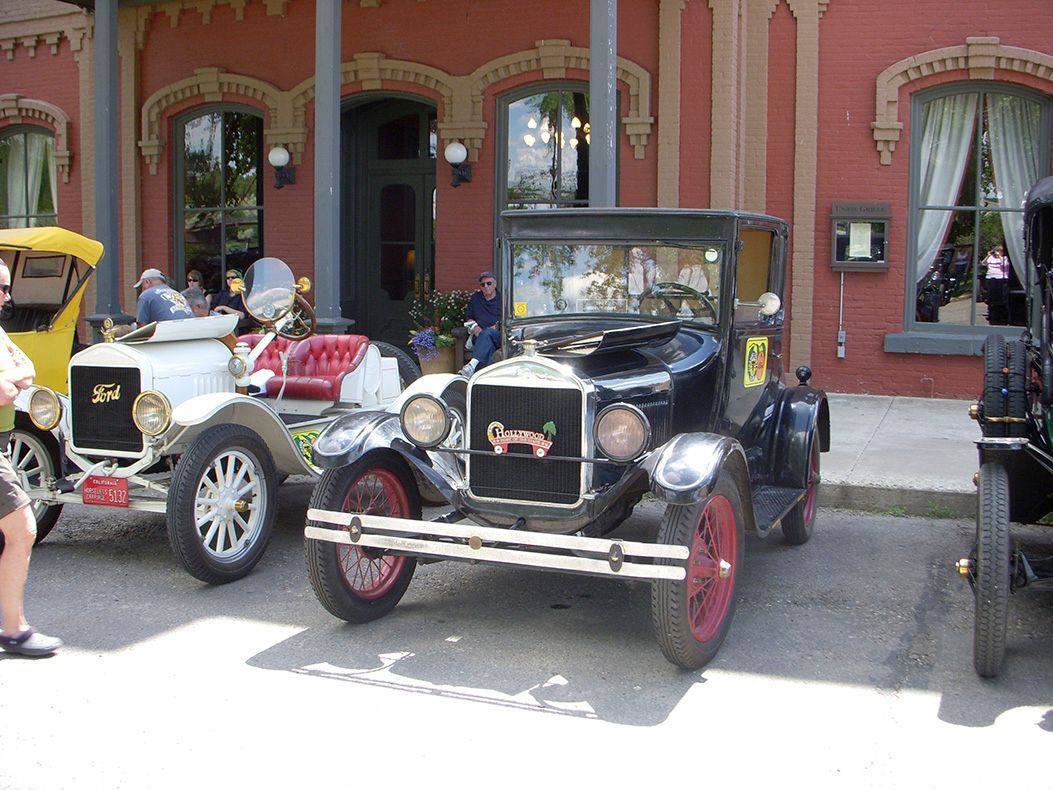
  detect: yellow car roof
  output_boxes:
[0,227,104,266]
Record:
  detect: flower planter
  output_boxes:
[417,345,457,375]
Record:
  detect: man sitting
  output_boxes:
[134,268,194,324]
[181,287,210,318]
[460,271,501,377]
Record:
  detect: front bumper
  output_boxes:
[305,508,690,581]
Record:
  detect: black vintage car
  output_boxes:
[963,176,1053,678]
[304,209,830,669]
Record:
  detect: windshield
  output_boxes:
[510,242,724,325]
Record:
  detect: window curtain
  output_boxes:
[4,133,26,219]
[25,132,48,224]
[987,94,1042,284]
[914,94,978,283]
[45,135,56,222]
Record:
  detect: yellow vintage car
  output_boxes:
[0,227,101,544]
[0,226,101,393]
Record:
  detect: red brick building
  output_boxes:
[2,0,1051,397]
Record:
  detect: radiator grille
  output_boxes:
[468,383,583,505]
[70,365,143,453]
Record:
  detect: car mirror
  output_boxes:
[758,292,781,317]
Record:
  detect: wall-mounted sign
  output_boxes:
[831,202,890,272]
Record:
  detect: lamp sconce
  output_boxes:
[444,141,472,187]
[268,145,296,189]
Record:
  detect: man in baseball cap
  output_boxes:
[133,267,193,325]
[460,270,501,377]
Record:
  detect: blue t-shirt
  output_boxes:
[467,290,501,329]
[136,285,194,324]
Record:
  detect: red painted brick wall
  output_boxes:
[0,36,83,233]
[811,2,1053,397]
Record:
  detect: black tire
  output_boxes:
[305,454,420,623]
[652,472,745,669]
[981,336,1027,438]
[973,462,1011,678]
[10,416,64,544]
[371,341,421,389]
[167,424,278,584]
[781,428,820,545]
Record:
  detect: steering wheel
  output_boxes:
[641,282,718,321]
[275,294,316,340]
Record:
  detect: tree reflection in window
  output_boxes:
[180,109,263,295]
[506,89,591,209]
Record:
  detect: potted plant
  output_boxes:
[408,288,471,373]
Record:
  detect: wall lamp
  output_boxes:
[444,141,472,187]
[268,145,295,189]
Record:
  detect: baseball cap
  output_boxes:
[133,268,166,287]
[479,271,496,282]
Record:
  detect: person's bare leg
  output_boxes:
[0,505,35,636]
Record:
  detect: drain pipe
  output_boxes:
[836,272,846,358]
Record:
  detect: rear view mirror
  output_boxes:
[758,292,781,317]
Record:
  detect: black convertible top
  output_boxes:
[1025,176,1053,275]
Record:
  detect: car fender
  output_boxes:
[171,392,317,476]
[311,408,462,501]
[641,432,757,531]
[770,386,829,489]
[388,373,465,413]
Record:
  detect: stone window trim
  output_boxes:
[0,94,72,183]
[139,41,653,174]
[872,36,1053,165]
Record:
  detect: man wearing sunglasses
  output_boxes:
[460,271,502,377]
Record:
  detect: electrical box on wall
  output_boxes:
[831,203,890,272]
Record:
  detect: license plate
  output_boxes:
[82,475,129,507]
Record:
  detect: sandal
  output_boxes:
[0,628,62,656]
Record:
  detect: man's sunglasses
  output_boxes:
[481,280,496,287]
[0,285,11,295]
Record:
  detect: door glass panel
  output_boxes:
[223,111,262,208]
[378,114,420,160]
[184,113,222,208]
[184,209,222,282]
[559,92,589,205]
[224,208,261,272]
[379,183,416,301]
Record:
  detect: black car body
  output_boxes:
[305,208,830,669]
[965,175,1053,678]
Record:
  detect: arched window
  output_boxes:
[0,126,57,228]
[908,83,1051,331]
[500,85,597,210]
[175,107,263,296]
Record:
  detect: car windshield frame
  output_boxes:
[508,239,726,327]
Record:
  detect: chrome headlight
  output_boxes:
[400,394,450,449]
[28,387,61,431]
[595,404,650,461]
[132,391,172,436]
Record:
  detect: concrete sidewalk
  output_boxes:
[821,393,978,517]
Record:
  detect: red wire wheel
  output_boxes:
[337,467,412,600]
[306,455,421,623]
[652,472,744,669]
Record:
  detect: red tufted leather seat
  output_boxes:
[277,335,374,400]
[239,334,299,377]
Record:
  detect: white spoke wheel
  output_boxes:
[168,424,277,584]
[10,419,63,543]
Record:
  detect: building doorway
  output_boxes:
[342,96,437,347]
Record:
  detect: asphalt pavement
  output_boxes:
[823,392,978,517]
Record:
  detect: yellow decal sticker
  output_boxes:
[744,337,768,388]
[514,301,529,318]
[291,429,321,468]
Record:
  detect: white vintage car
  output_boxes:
[16,256,416,583]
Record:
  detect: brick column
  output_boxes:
[657,0,685,208]
[708,0,741,209]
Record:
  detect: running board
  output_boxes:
[305,509,691,582]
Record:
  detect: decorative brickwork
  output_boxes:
[0,93,72,183]
[872,36,1053,165]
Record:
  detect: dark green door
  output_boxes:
[345,98,436,346]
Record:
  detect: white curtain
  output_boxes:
[25,132,47,225]
[45,135,56,223]
[913,94,978,283]
[987,93,1042,283]
[4,133,26,219]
